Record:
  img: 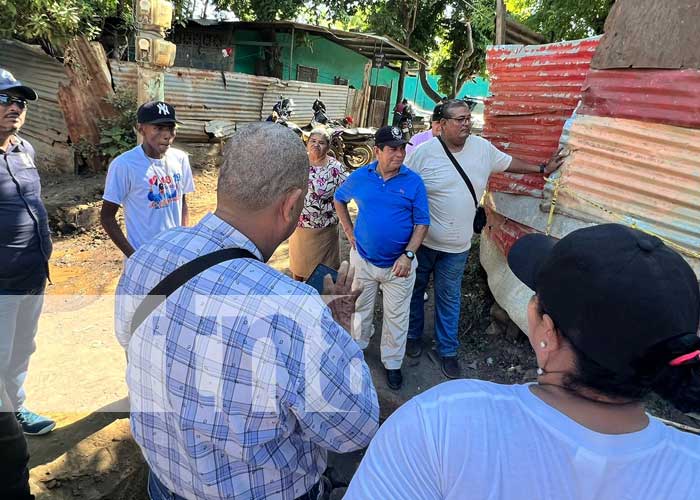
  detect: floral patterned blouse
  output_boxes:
[298,157,348,229]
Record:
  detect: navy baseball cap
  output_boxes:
[375,126,411,148]
[137,101,182,125]
[0,69,38,101]
[431,104,444,122]
[508,224,700,376]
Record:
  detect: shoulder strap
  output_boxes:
[129,247,257,336]
[437,136,479,209]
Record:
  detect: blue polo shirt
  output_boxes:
[335,161,430,268]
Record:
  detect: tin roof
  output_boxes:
[482,37,601,196]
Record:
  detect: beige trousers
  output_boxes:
[349,249,417,369]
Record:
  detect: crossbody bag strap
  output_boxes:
[437,136,479,209]
[129,247,257,336]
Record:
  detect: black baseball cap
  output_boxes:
[374,126,412,148]
[508,224,700,376]
[0,69,37,101]
[431,104,443,122]
[137,101,182,125]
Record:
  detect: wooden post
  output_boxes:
[496,0,507,45]
[289,27,295,81]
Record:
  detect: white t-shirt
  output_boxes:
[346,380,700,500]
[103,145,195,249]
[406,135,511,253]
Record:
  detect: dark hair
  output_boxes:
[440,99,470,119]
[537,298,700,412]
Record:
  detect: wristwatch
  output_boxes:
[404,250,415,260]
[539,163,547,174]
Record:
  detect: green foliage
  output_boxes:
[0,0,126,49]
[506,0,613,40]
[74,88,137,162]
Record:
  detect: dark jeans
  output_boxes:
[408,246,469,357]
[0,382,33,499]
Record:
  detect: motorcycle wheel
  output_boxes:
[344,144,373,169]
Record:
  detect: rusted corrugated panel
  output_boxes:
[554,114,700,259]
[112,62,277,142]
[483,38,600,196]
[0,40,73,173]
[261,81,350,124]
[580,68,700,129]
[592,0,700,70]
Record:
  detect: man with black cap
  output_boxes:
[404,103,443,157]
[101,100,195,257]
[0,67,53,498]
[334,126,430,390]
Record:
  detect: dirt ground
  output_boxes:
[24,146,699,497]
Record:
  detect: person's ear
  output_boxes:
[281,188,304,225]
[540,313,562,352]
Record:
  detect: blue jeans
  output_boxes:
[408,246,469,357]
[0,284,45,409]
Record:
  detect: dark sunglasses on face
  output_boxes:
[0,94,28,110]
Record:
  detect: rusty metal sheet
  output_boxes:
[579,68,700,129]
[553,114,700,261]
[0,40,73,173]
[261,80,350,124]
[112,62,278,142]
[592,0,700,70]
[483,38,600,196]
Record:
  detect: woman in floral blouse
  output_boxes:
[289,128,348,280]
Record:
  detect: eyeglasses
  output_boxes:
[0,94,27,110]
[444,115,472,124]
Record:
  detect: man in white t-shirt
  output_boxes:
[405,99,563,378]
[101,101,195,257]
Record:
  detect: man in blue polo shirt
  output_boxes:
[335,126,429,390]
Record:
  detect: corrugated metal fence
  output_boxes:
[0,40,353,165]
[111,62,350,143]
[0,40,74,173]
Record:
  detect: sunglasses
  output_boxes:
[0,94,28,110]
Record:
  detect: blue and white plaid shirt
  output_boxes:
[116,213,379,500]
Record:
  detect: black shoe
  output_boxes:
[386,369,403,390]
[406,338,423,358]
[441,356,461,379]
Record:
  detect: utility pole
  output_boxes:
[135,0,177,107]
[496,0,507,45]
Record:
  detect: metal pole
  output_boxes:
[289,27,295,81]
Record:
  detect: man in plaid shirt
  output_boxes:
[115,123,379,500]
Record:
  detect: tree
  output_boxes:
[505,0,614,41]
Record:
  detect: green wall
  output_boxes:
[230,29,490,119]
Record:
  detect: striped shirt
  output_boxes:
[116,213,379,499]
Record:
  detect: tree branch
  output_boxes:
[419,64,443,103]
[451,22,473,98]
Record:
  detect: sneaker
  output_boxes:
[406,338,423,358]
[440,356,461,379]
[386,368,403,390]
[16,407,55,436]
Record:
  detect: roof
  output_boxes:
[191,19,429,66]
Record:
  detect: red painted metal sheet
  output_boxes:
[483,38,600,196]
[484,207,537,256]
[579,69,700,129]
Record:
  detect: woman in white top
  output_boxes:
[346,223,700,500]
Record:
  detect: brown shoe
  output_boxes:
[441,356,461,379]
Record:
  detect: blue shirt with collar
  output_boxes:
[0,136,52,290]
[335,161,430,268]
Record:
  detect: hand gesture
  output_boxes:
[392,255,412,278]
[322,261,362,332]
[544,147,569,175]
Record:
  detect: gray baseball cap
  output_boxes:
[0,68,38,101]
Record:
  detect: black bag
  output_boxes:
[437,136,487,234]
[129,247,257,336]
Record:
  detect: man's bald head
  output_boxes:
[218,123,309,211]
